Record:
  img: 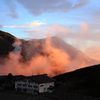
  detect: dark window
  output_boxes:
[40,85,44,87]
[28,85,32,87]
[18,84,21,86]
[34,86,38,88]
[23,84,27,87]
[28,80,32,83]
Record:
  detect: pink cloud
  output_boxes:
[80,22,88,32]
[25,24,69,39]
[83,47,100,61]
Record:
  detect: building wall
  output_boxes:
[39,82,54,93]
[15,78,38,94]
[15,78,54,94]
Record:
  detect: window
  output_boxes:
[23,84,27,87]
[31,80,34,83]
[28,80,32,83]
[40,85,44,87]
[34,86,38,88]
[28,85,32,87]
[18,84,21,86]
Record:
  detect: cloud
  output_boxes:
[47,24,69,38]
[0,25,3,29]
[73,0,90,9]
[64,22,100,42]
[24,22,100,42]
[16,0,89,16]
[24,22,100,41]
[68,30,100,41]
[0,35,98,76]
[80,22,88,33]
[4,20,46,28]
[24,24,69,39]
[2,0,19,18]
[83,47,100,61]
[24,29,45,38]
[23,22,99,57]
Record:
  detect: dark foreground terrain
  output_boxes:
[0,92,100,100]
[0,92,51,100]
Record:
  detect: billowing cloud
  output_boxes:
[0,35,98,76]
[2,0,19,18]
[4,20,46,28]
[16,0,89,16]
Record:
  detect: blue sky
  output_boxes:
[0,0,100,60]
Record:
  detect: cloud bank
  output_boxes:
[0,33,99,77]
[16,0,89,16]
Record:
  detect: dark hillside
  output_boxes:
[53,64,100,82]
[0,30,16,57]
[52,64,100,98]
[0,30,16,43]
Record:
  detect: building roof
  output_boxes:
[0,75,7,81]
[0,74,26,82]
[28,74,56,84]
[13,75,25,80]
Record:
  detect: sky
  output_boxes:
[0,0,100,60]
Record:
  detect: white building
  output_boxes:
[15,74,55,94]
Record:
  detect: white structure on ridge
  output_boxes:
[15,74,55,94]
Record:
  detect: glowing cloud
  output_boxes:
[0,35,99,77]
[83,47,100,61]
[25,24,69,39]
[80,22,88,32]
[4,20,46,28]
